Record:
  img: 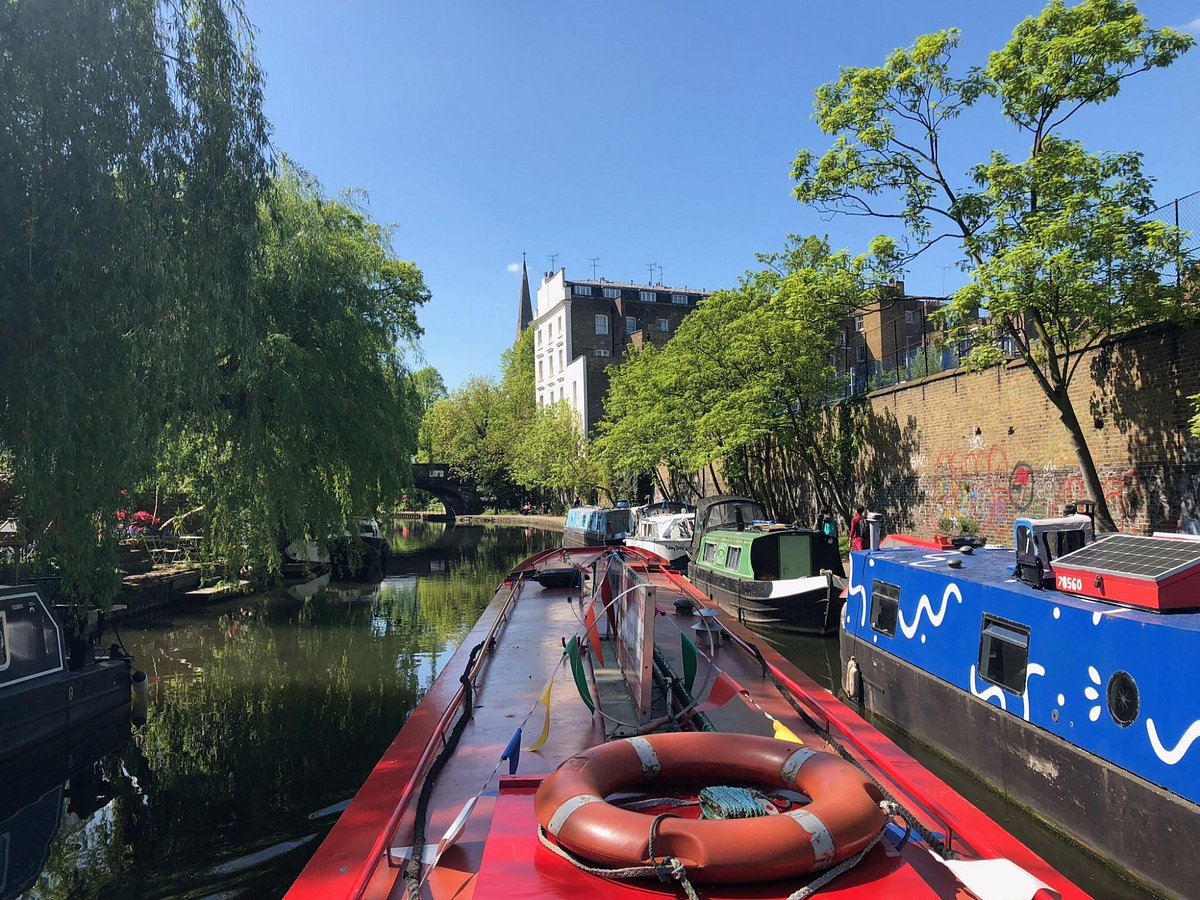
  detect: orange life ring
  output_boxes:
[534,732,886,885]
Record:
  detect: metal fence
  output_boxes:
[1138,190,1200,287]
[837,337,975,399]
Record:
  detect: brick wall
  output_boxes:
[858,322,1200,543]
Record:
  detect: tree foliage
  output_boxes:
[156,162,429,575]
[0,0,269,601]
[0,3,430,603]
[792,0,1194,529]
[597,236,883,523]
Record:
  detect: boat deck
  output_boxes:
[289,547,1087,900]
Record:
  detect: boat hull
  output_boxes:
[622,536,689,568]
[562,527,620,548]
[0,658,131,763]
[841,627,1198,899]
[690,569,842,635]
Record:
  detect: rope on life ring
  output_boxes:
[534,732,888,886]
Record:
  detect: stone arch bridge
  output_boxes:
[412,463,482,517]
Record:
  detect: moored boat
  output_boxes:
[622,507,694,569]
[841,506,1200,898]
[1,585,132,763]
[562,504,632,547]
[287,544,1086,900]
[688,496,846,634]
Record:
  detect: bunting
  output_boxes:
[566,636,595,713]
[527,679,554,751]
[583,596,605,666]
[680,633,698,693]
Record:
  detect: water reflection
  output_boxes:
[25,521,558,900]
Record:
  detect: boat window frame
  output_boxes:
[869,580,900,637]
[978,614,1031,695]
[0,609,8,671]
[701,542,716,564]
[726,546,742,570]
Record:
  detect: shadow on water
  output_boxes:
[23,521,559,900]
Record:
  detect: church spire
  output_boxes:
[517,252,533,339]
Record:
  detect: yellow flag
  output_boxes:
[772,719,805,745]
[527,678,554,751]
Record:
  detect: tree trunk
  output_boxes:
[1054,393,1117,531]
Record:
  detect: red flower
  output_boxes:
[116,510,127,521]
[120,489,128,497]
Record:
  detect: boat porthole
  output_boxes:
[1051,709,1059,722]
[1106,671,1138,727]
[68,685,74,702]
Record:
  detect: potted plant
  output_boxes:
[936,514,987,549]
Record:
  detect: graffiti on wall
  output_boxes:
[926,442,1152,536]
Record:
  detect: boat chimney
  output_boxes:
[867,512,884,550]
[734,505,745,532]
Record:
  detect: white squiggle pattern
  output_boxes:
[1147,718,1200,766]
[848,575,868,628]
[1021,663,1046,722]
[970,664,1007,710]
[898,583,963,639]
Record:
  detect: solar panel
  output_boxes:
[1052,534,1200,582]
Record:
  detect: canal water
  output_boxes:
[20,522,1150,899]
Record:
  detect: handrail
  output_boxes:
[346,571,529,899]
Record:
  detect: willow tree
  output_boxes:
[792,0,1193,530]
[0,0,269,602]
[156,163,429,574]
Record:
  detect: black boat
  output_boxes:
[1,584,132,763]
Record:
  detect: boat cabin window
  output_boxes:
[1016,525,1034,557]
[869,581,899,637]
[978,616,1030,694]
[701,542,716,564]
[0,611,8,671]
[726,546,742,570]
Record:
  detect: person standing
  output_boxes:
[849,505,867,552]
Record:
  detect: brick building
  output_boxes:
[524,268,710,433]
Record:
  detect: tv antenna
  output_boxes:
[937,265,952,296]
[589,257,600,279]
[646,262,658,285]
[548,253,559,272]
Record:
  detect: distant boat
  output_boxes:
[687,496,846,635]
[287,544,1086,900]
[623,508,694,569]
[562,505,632,548]
[841,504,1200,898]
[1,585,132,764]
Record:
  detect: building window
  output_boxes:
[856,345,866,363]
[557,316,564,338]
[594,348,610,357]
[536,329,542,348]
[559,349,564,369]
[978,616,1031,694]
[841,331,849,347]
[538,360,543,380]
[672,293,687,304]
[625,316,636,334]
[573,284,592,296]
[905,309,914,325]
[595,314,609,335]
[639,290,656,302]
[657,318,669,332]
[603,287,620,299]
[870,581,900,637]
[854,315,864,332]
[548,356,553,375]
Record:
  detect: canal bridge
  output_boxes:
[412,463,482,517]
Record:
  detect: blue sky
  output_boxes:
[248,2,1200,389]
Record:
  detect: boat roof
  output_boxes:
[290,546,1087,900]
[864,545,1200,630]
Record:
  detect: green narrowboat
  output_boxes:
[687,496,845,635]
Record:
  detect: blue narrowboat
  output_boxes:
[562,505,633,548]
[840,509,1200,898]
